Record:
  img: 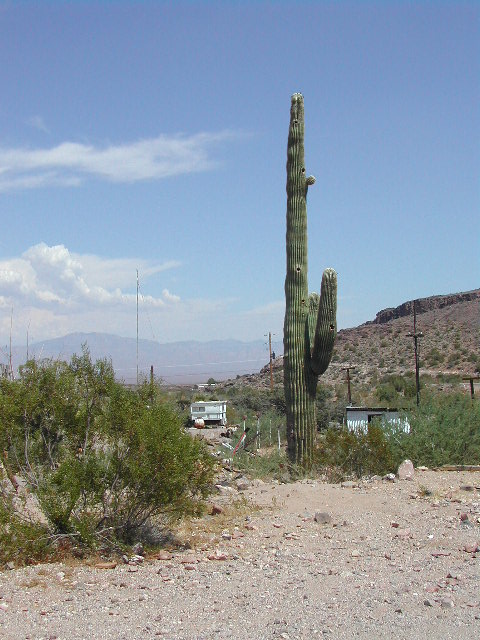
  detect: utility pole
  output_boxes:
[342,365,356,405]
[265,332,275,391]
[463,376,480,400]
[407,300,423,406]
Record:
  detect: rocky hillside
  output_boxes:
[367,289,480,325]
[226,288,479,393]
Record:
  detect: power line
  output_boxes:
[117,368,265,379]
[120,367,263,382]
[115,358,269,371]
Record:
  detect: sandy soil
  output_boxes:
[0,468,479,640]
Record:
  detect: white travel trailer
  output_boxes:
[190,400,227,427]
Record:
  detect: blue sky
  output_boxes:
[0,1,478,350]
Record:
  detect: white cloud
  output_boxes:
[0,243,180,318]
[162,288,180,303]
[0,131,238,192]
[0,243,284,346]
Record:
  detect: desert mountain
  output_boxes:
[234,288,479,392]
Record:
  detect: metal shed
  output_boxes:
[345,406,410,434]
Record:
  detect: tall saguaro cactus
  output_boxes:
[283,93,337,469]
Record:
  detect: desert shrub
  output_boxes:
[0,348,216,556]
[316,384,345,430]
[100,388,216,540]
[435,372,461,384]
[222,386,285,421]
[233,449,290,481]
[446,353,460,368]
[385,391,480,467]
[375,382,397,403]
[315,423,396,479]
[0,495,54,565]
[426,347,445,366]
[375,374,417,403]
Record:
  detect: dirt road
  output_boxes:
[0,469,479,639]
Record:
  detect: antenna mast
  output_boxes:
[136,269,139,386]
[9,308,13,379]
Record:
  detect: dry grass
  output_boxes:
[18,576,48,589]
[176,496,260,550]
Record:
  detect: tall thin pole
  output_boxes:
[9,308,13,379]
[269,331,273,391]
[136,269,139,387]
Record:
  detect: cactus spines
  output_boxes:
[283,93,337,469]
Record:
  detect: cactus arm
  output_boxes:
[307,292,320,352]
[311,268,337,376]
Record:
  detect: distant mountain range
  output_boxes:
[8,333,284,385]
[5,288,478,387]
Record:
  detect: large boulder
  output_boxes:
[397,459,415,481]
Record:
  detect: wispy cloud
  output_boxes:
[243,300,285,317]
[0,131,238,192]
[26,115,50,134]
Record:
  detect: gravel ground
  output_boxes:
[0,469,479,640]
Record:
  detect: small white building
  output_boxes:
[346,406,410,434]
[190,400,227,426]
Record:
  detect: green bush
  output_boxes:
[221,385,285,421]
[0,496,54,566]
[315,423,396,479]
[0,348,215,557]
[375,374,417,404]
[233,449,290,481]
[385,391,480,467]
[316,384,345,430]
[426,347,445,366]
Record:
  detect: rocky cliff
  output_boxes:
[368,289,480,325]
